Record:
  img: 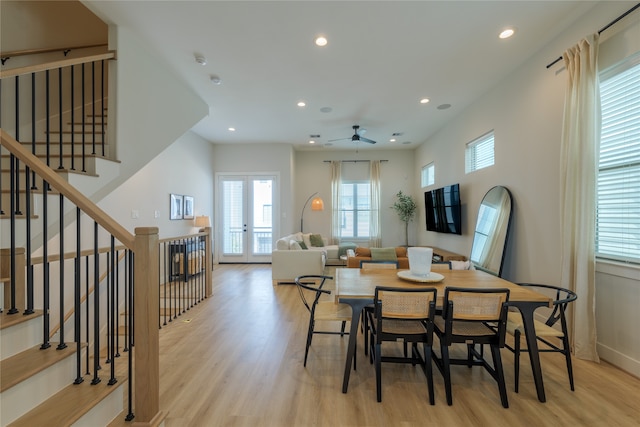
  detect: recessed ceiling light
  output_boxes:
[195,54,207,66]
[309,140,316,144]
[310,134,320,138]
[315,36,328,47]
[210,75,222,85]
[420,98,430,104]
[499,28,515,39]
[402,141,412,145]
[320,107,332,113]
[437,103,452,110]
[228,127,236,132]
[390,138,396,143]
[297,101,306,107]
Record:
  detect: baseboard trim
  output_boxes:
[597,342,640,379]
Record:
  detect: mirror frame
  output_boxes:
[470,186,513,277]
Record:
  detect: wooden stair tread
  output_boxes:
[0,343,80,392]
[8,367,127,427]
[0,310,42,330]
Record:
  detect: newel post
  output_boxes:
[133,227,166,426]
[203,226,213,298]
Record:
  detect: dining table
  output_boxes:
[335,267,553,402]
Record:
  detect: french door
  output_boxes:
[217,174,277,263]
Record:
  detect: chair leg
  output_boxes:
[490,344,509,409]
[563,335,575,391]
[441,343,453,406]
[340,321,346,336]
[375,343,382,402]
[363,312,369,356]
[304,319,314,367]
[423,343,435,405]
[466,344,474,367]
[514,330,521,393]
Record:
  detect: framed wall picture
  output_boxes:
[170,194,183,220]
[183,196,194,220]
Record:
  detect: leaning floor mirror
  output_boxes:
[469,186,513,277]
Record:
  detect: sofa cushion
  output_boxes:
[276,239,289,250]
[290,240,302,250]
[310,234,324,247]
[395,247,408,257]
[355,247,371,257]
[302,233,312,248]
[298,240,308,249]
[371,247,398,261]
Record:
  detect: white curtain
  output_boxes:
[369,160,382,247]
[330,161,342,245]
[559,33,600,362]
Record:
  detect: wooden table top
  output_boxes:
[335,268,551,305]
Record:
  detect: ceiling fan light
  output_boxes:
[499,28,515,39]
[315,36,328,47]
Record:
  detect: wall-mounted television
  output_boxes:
[425,183,462,235]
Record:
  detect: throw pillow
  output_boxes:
[302,233,312,248]
[289,240,302,250]
[355,247,371,257]
[297,240,308,250]
[309,234,324,247]
[370,247,398,261]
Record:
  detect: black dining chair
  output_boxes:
[295,275,353,367]
[432,287,511,408]
[505,283,577,392]
[367,286,437,403]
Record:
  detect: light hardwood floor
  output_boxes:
[152,264,639,427]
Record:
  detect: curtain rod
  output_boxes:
[546,2,640,69]
[323,160,388,163]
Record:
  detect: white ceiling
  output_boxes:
[85,1,598,151]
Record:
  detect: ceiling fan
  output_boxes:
[329,125,377,144]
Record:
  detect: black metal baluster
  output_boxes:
[91,221,101,385]
[109,237,117,385]
[115,249,121,358]
[14,75,22,216]
[91,61,96,154]
[41,180,51,349]
[24,160,34,315]
[30,72,37,189]
[106,250,111,364]
[70,65,75,170]
[8,153,18,314]
[81,63,86,172]
[85,255,90,375]
[123,251,130,352]
[161,242,167,327]
[125,250,135,422]
[74,207,84,384]
[57,67,64,170]
[101,59,105,156]
[45,70,51,167]
[57,194,67,350]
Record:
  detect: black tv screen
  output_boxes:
[425,184,462,235]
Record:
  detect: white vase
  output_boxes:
[408,247,433,277]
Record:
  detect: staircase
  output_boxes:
[1,49,165,426]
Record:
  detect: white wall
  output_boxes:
[414,2,640,376]
[98,131,214,238]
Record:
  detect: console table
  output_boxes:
[429,246,467,262]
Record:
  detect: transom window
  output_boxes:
[421,162,435,187]
[465,131,495,173]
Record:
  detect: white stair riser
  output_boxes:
[0,353,76,426]
[0,316,41,359]
[71,383,124,427]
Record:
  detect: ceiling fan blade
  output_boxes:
[328,137,350,142]
[360,136,377,144]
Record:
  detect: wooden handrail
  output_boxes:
[0,51,115,79]
[0,129,135,249]
[0,43,108,60]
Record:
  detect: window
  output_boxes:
[596,58,640,262]
[421,162,435,187]
[465,131,495,173]
[339,181,370,238]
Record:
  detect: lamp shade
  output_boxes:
[311,197,324,211]
[194,215,211,228]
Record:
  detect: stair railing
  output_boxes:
[1,130,164,424]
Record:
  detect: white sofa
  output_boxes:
[271,232,343,285]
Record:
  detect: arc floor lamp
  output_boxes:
[300,192,324,232]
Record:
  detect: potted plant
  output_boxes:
[391,191,418,247]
